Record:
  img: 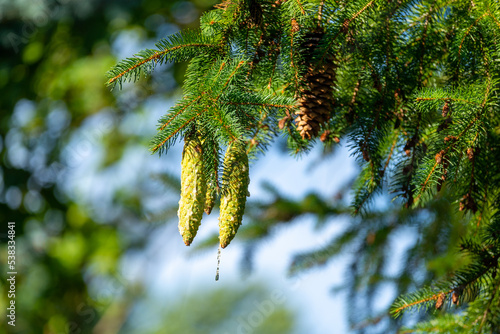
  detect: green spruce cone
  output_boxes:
[178,133,207,246]
[204,140,219,215]
[218,141,250,249]
[204,182,217,215]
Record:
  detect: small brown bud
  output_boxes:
[442,101,450,117]
[366,233,376,245]
[444,136,458,142]
[435,293,446,310]
[435,150,445,164]
[320,130,330,142]
[435,153,442,164]
[467,147,474,161]
[341,19,350,33]
[452,290,459,305]
[291,18,299,33]
[278,116,291,130]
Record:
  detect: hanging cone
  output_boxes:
[178,132,207,246]
[203,140,219,215]
[218,141,250,248]
[295,30,337,140]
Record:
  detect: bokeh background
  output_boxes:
[0,1,466,333]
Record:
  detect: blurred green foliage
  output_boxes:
[0,1,290,333]
[135,285,294,334]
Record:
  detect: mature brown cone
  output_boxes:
[295,31,337,140]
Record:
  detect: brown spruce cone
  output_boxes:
[295,30,337,140]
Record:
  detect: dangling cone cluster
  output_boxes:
[295,30,337,140]
[177,134,250,249]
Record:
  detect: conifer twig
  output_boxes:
[159,94,204,131]
[392,289,454,316]
[225,101,295,109]
[107,43,216,86]
[319,0,375,64]
[477,278,500,334]
[457,12,488,72]
[416,97,481,106]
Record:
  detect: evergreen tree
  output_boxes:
[109,0,500,332]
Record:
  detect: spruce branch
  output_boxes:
[108,1,500,330]
[225,101,295,109]
[392,233,500,319]
[158,94,204,132]
[477,277,500,333]
[457,12,489,69]
[413,157,440,205]
[381,129,399,178]
[150,58,252,154]
[150,105,206,154]
[318,0,375,65]
[416,97,482,106]
[287,0,307,16]
[106,30,220,89]
[391,288,455,318]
